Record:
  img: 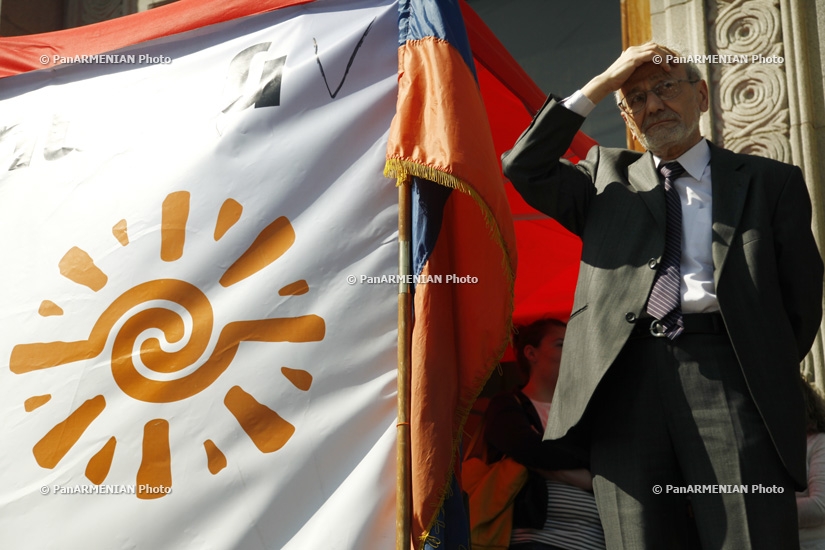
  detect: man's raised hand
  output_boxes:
[581,43,672,105]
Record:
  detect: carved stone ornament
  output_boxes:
[709,0,790,162]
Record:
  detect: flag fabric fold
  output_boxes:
[384,0,517,546]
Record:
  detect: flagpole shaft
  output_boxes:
[396,181,412,550]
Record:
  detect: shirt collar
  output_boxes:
[653,139,711,181]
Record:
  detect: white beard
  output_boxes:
[638,107,701,156]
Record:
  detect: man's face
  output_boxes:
[619,63,709,159]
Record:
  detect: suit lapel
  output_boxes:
[628,151,665,232]
[709,142,749,284]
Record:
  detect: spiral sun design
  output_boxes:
[12,191,325,499]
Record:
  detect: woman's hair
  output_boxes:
[801,377,825,434]
[513,318,566,374]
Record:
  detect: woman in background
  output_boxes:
[484,318,605,550]
[798,378,825,549]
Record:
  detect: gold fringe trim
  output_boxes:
[386,157,517,548]
[384,157,516,287]
[422,521,444,548]
[385,158,472,195]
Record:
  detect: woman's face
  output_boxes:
[526,324,565,387]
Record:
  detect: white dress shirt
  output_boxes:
[653,140,718,313]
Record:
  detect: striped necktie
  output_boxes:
[645,161,686,339]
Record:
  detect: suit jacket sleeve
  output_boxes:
[772,165,824,360]
[501,95,598,237]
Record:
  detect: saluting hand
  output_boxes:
[581,42,673,105]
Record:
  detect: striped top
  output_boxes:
[510,480,605,550]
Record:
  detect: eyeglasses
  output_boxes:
[618,79,699,114]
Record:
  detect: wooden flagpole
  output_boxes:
[396,180,412,550]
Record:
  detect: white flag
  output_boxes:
[0,1,399,548]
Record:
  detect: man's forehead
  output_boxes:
[622,63,687,92]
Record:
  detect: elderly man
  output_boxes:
[502,43,823,549]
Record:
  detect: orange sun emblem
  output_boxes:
[11,191,325,499]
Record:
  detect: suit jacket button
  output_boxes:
[625,312,636,323]
[648,258,658,269]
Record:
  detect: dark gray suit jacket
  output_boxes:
[501,97,824,488]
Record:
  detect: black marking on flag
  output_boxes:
[313,18,375,99]
[222,43,287,113]
[255,56,287,108]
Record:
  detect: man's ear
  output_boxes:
[696,79,709,113]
